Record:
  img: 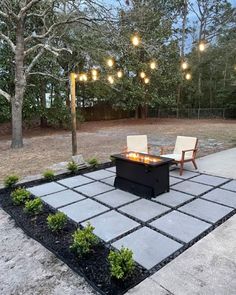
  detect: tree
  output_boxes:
[0,0,105,148]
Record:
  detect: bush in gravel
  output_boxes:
[87,157,99,167]
[47,212,67,232]
[43,170,55,181]
[24,198,43,215]
[67,161,78,173]
[108,247,135,280]
[70,223,98,256]
[4,174,19,188]
[11,187,31,205]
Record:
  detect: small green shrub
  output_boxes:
[67,161,78,173]
[70,223,98,256]
[87,157,99,167]
[47,212,67,232]
[43,170,55,181]
[108,247,135,280]
[24,198,43,215]
[4,175,19,188]
[11,187,30,205]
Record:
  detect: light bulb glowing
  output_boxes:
[79,73,87,82]
[199,42,205,52]
[185,73,192,80]
[91,69,98,76]
[117,70,123,78]
[108,75,114,84]
[74,73,77,78]
[144,77,150,84]
[131,35,140,46]
[150,61,157,70]
[181,61,188,70]
[92,75,97,81]
[140,71,146,79]
[107,58,114,67]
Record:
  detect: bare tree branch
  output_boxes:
[0,32,16,52]
[0,10,8,18]
[0,88,11,101]
[25,48,44,76]
[25,43,72,56]
[28,72,68,82]
[19,0,42,17]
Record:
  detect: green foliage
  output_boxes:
[24,198,43,215]
[108,247,135,280]
[47,212,67,232]
[4,175,19,188]
[70,223,98,256]
[67,161,78,173]
[43,170,55,181]
[11,187,31,205]
[87,157,99,167]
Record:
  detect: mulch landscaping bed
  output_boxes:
[0,163,147,295]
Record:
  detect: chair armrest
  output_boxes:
[181,148,198,161]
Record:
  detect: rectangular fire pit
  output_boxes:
[112,152,173,199]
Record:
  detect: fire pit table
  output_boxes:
[112,152,173,199]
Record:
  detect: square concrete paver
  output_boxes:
[179,199,233,223]
[94,189,139,208]
[150,211,211,243]
[101,176,115,186]
[119,199,170,222]
[221,180,236,192]
[112,227,182,269]
[83,211,139,242]
[170,177,183,186]
[84,169,115,180]
[170,170,199,179]
[106,166,116,173]
[28,182,65,197]
[191,174,228,187]
[153,190,194,208]
[57,175,93,188]
[74,182,114,197]
[41,190,86,208]
[59,198,109,223]
[172,181,212,196]
[202,188,236,208]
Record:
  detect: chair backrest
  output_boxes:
[127,135,148,154]
[174,136,198,158]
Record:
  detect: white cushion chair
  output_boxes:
[126,135,149,154]
[160,136,198,175]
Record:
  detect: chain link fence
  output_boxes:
[148,108,236,119]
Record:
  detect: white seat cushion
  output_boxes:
[174,136,197,158]
[127,135,148,154]
[162,153,192,161]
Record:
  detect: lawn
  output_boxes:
[0,118,236,184]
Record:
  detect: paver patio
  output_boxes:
[27,168,236,272]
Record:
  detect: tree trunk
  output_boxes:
[11,18,26,149]
[40,80,47,128]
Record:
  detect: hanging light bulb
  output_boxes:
[91,69,98,76]
[150,61,157,70]
[140,71,146,79]
[92,75,98,81]
[131,34,140,46]
[107,58,114,67]
[74,73,78,78]
[144,77,150,84]
[185,73,192,80]
[181,61,188,70]
[108,75,114,84]
[117,70,123,78]
[199,42,206,52]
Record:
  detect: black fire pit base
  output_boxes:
[114,176,157,199]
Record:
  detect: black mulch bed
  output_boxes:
[0,163,147,295]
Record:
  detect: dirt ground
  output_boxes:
[0,118,236,184]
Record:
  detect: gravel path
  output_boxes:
[0,208,96,295]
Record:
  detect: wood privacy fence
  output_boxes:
[147,108,236,119]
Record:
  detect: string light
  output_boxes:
[91,69,98,76]
[150,61,157,70]
[117,70,123,78]
[185,73,192,80]
[79,73,88,82]
[92,75,98,81]
[74,73,78,78]
[140,71,146,79]
[131,34,140,46]
[199,42,206,52]
[181,61,188,70]
[107,75,114,84]
[107,58,114,67]
[144,77,150,84]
